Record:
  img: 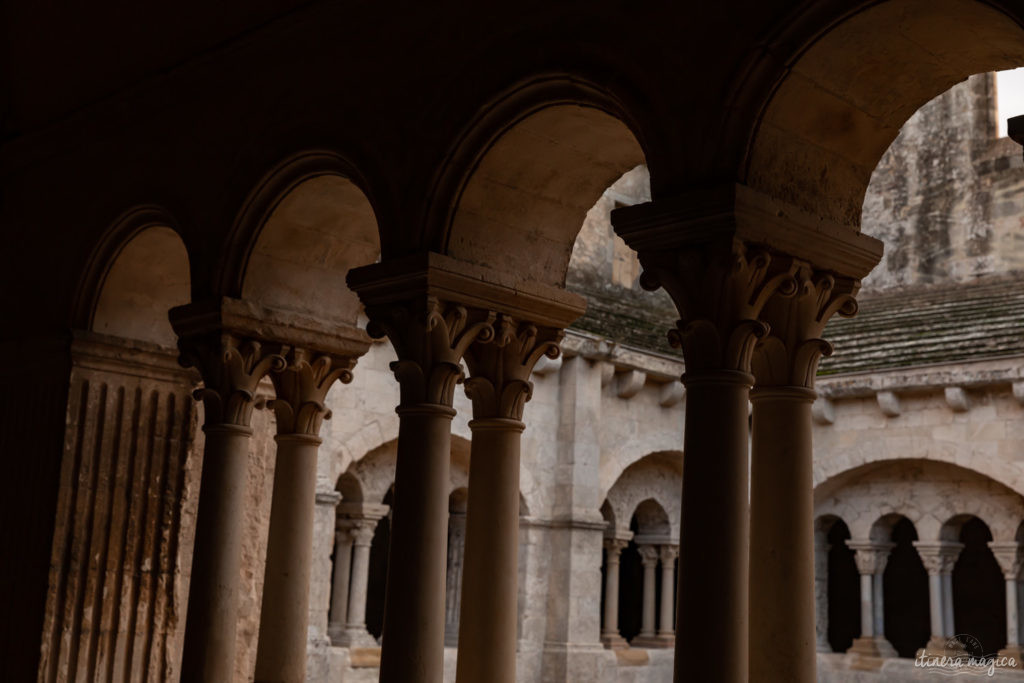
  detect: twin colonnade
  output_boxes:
[172,188,883,682]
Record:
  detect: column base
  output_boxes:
[600,633,629,650]
[848,636,897,658]
[332,627,378,648]
[916,635,956,658]
[630,634,675,649]
[998,646,1024,667]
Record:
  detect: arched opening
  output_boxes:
[883,517,930,658]
[365,485,393,642]
[953,517,1005,653]
[446,103,645,288]
[91,225,190,346]
[240,173,380,324]
[745,0,1024,229]
[825,519,860,653]
[618,518,644,643]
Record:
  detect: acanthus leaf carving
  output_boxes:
[641,238,797,374]
[178,334,287,427]
[463,314,564,420]
[752,267,861,389]
[267,348,357,437]
[365,297,497,407]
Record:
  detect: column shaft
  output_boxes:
[1008,579,1019,648]
[872,573,885,637]
[641,556,657,638]
[379,406,454,683]
[675,371,751,683]
[255,434,320,682]
[347,536,373,628]
[942,573,955,636]
[181,424,253,682]
[859,573,874,638]
[455,419,523,683]
[328,532,353,640]
[928,573,944,640]
[603,554,621,638]
[749,388,815,683]
[658,554,675,636]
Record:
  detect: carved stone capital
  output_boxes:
[752,266,860,389]
[847,541,895,575]
[349,521,378,547]
[176,333,285,427]
[633,238,797,374]
[913,541,964,576]
[266,348,356,436]
[463,315,563,420]
[348,253,585,408]
[603,537,630,559]
[659,544,679,562]
[638,545,660,567]
[988,542,1023,579]
[170,297,371,428]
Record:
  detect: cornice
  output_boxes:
[560,329,685,382]
[816,354,1024,400]
[611,182,883,280]
[70,330,197,384]
[346,252,586,330]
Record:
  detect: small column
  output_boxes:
[637,545,660,645]
[344,520,380,643]
[814,531,831,653]
[601,535,631,649]
[350,254,582,683]
[444,510,467,647]
[328,523,354,642]
[172,316,288,683]
[750,269,860,683]
[657,544,679,642]
[255,349,357,683]
[456,315,575,683]
[989,542,1024,666]
[846,541,896,658]
[913,541,964,654]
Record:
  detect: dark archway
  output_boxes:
[883,517,930,657]
[826,519,860,653]
[365,486,393,640]
[953,517,1006,654]
[618,516,644,641]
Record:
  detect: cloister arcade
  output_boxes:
[6,2,1024,683]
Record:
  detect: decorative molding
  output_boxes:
[913,541,965,576]
[615,370,646,399]
[944,386,971,413]
[268,348,357,436]
[846,540,895,575]
[988,542,1024,580]
[561,330,685,382]
[817,356,1024,399]
[811,397,835,425]
[659,382,685,407]
[876,390,901,418]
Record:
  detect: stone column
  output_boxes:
[172,316,287,682]
[815,532,831,653]
[328,524,354,642]
[444,510,467,647]
[636,545,660,643]
[344,520,379,643]
[750,269,860,683]
[913,541,964,654]
[846,541,896,658]
[456,316,574,683]
[255,350,357,683]
[658,544,679,641]
[989,542,1024,665]
[601,536,631,649]
[349,254,583,683]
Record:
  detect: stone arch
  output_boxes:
[604,452,682,538]
[815,459,1024,543]
[438,77,647,288]
[335,471,363,503]
[225,151,381,325]
[744,0,1024,228]
[82,207,191,347]
[632,499,670,537]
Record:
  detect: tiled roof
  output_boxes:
[819,275,1024,374]
[571,275,1024,374]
